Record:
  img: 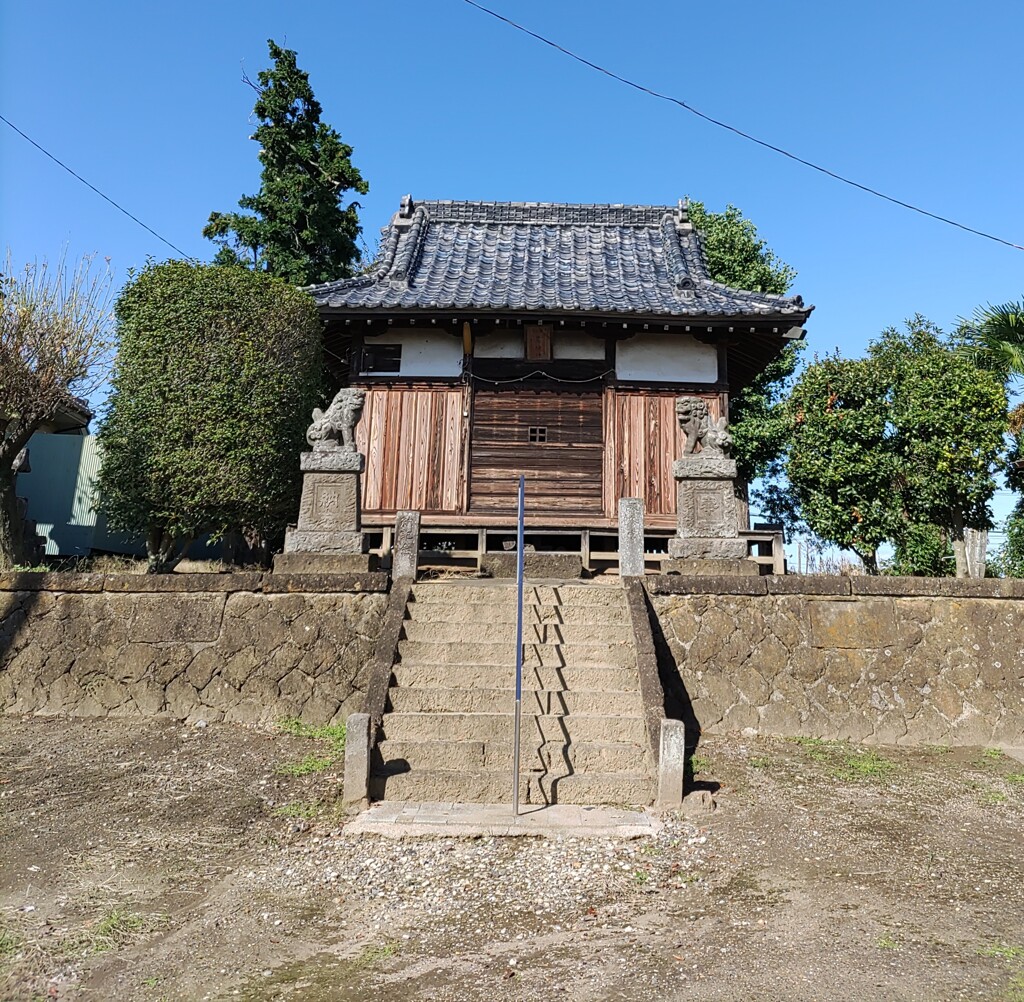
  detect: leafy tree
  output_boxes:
[886,522,953,577]
[0,253,113,570]
[989,505,1024,577]
[785,354,899,573]
[786,320,1006,576]
[204,40,368,285]
[688,201,796,295]
[871,318,1006,578]
[957,297,1024,386]
[688,201,801,521]
[96,261,322,572]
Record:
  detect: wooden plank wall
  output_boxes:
[604,390,722,518]
[356,386,465,513]
[470,391,604,513]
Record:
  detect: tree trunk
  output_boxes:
[856,548,879,575]
[0,468,27,571]
[146,526,192,574]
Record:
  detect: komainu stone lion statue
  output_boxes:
[675,395,732,457]
[306,388,366,452]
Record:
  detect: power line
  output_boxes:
[461,0,1024,253]
[0,113,196,260]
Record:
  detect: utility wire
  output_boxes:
[462,0,1024,253]
[0,113,196,260]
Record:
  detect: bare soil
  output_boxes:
[2,716,1023,1002]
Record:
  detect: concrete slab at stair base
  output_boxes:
[370,769,653,807]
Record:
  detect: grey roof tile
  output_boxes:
[309,198,811,319]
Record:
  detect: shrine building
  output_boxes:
[305,196,812,571]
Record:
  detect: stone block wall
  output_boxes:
[649,576,1024,748]
[0,573,388,726]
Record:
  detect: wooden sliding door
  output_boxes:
[469,389,604,514]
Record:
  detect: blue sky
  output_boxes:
[2,0,1022,530]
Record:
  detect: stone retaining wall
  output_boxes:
[648,576,1024,748]
[0,573,388,726]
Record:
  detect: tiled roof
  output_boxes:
[309,197,811,319]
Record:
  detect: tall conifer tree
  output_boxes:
[204,40,368,285]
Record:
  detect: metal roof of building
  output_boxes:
[308,196,811,320]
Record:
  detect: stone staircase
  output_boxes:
[369,580,655,805]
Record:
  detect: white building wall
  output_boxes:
[615,333,718,383]
[364,330,463,376]
[553,332,605,360]
[473,331,523,359]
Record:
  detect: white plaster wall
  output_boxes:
[474,331,524,359]
[363,330,463,376]
[553,332,606,360]
[615,333,718,383]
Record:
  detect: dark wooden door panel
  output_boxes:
[470,391,604,513]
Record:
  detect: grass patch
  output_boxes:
[1006,772,1024,786]
[277,717,346,754]
[748,756,774,769]
[979,944,1024,962]
[275,755,334,777]
[0,926,20,969]
[274,801,320,820]
[876,934,900,950]
[1008,973,1024,1002]
[788,738,896,782]
[76,908,146,954]
[789,736,830,762]
[832,749,897,782]
[981,747,1005,766]
[275,717,346,776]
[981,790,1009,807]
[688,755,711,775]
[352,942,397,968]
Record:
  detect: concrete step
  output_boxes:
[369,768,652,806]
[405,601,631,626]
[400,620,633,645]
[391,662,640,692]
[397,640,635,669]
[376,738,649,774]
[386,686,643,716]
[409,584,627,608]
[380,711,648,745]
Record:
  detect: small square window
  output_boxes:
[528,426,548,443]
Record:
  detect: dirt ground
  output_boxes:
[2,716,1023,1002]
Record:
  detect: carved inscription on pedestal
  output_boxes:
[297,473,360,532]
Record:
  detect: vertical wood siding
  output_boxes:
[356,386,465,513]
[604,390,722,517]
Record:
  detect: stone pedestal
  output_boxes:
[666,455,748,566]
[283,449,367,558]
